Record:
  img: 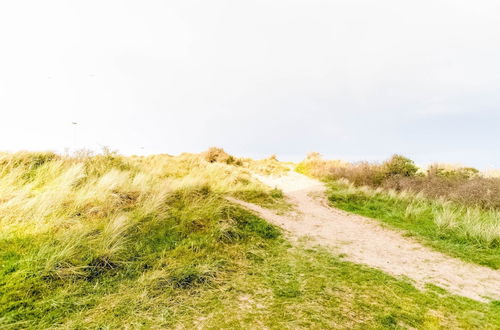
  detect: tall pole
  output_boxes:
[72,122,78,151]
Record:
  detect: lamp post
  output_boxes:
[72,122,78,151]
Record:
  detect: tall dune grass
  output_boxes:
[2,150,500,328]
[0,150,286,237]
[327,181,500,268]
[0,149,287,326]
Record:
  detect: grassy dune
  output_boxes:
[1,151,499,328]
[0,151,284,327]
[298,155,500,269]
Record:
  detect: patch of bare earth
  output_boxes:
[227,171,500,302]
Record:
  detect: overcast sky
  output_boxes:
[0,1,499,168]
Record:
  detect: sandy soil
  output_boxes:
[227,171,500,302]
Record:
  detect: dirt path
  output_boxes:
[228,171,500,302]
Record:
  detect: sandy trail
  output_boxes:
[228,171,500,302]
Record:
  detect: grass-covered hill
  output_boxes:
[1,150,499,328]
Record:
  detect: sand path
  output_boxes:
[228,171,500,302]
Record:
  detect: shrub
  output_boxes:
[449,178,500,209]
[299,154,500,210]
[202,147,241,165]
[306,152,322,160]
[428,164,479,180]
[382,155,418,178]
[203,147,230,163]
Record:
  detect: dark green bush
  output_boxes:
[382,155,418,178]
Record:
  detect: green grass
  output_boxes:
[3,205,499,329]
[2,152,499,328]
[2,194,499,329]
[0,191,278,328]
[326,182,500,269]
[231,187,292,213]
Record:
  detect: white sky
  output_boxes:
[1,1,499,168]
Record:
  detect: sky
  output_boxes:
[0,0,499,169]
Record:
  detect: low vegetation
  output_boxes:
[0,149,285,327]
[1,149,499,328]
[298,153,500,269]
[327,181,500,269]
[297,153,500,209]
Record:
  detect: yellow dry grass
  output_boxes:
[0,150,279,239]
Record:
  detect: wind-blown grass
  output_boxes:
[0,150,286,325]
[1,151,499,328]
[326,180,500,269]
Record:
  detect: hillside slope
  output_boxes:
[1,152,499,328]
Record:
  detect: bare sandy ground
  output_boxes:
[227,171,500,302]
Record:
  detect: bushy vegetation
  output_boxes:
[202,147,242,165]
[1,150,499,328]
[388,175,500,210]
[296,153,419,187]
[202,147,290,176]
[326,181,500,269]
[299,153,500,269]
[297,153,500,210]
